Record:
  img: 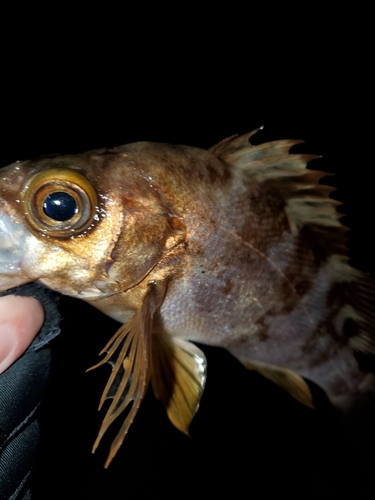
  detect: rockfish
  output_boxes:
[0,129,374,467]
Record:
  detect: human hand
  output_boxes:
[0,284,61,500]
[0,295,44,375]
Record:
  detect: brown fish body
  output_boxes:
[0,130,374,466]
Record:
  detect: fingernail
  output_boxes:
[0,323,17,374]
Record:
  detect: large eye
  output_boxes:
[23,168,98,237]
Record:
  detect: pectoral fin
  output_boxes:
[151,336,207,434]
[239,358,314,409]
[87,283,165,468]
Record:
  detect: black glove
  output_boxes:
[0,284,61,500]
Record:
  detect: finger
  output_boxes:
[0,295,45,374]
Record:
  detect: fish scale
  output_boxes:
[0,129,374,468]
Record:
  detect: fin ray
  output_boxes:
[215,130,375,402]
[151,336,207,434]
[89,282,165,468]
[239,358,314,409]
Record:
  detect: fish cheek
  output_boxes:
[107,210,185,289]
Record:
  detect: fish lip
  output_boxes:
[0,213,30,291]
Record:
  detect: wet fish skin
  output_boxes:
[0,130,374,466]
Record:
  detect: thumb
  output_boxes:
[0,295,44,374]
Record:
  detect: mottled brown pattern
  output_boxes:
[0,129,374,464]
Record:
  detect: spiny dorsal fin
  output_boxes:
[211,130,337,232]
[87,282,165,468]
[151,336,207,434]
[239,358,314,409]
[208,128,261,157]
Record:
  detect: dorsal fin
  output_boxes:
[210,130,343,239]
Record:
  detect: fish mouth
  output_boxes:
[0,213,31,291]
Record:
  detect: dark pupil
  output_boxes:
[43,192,78,221]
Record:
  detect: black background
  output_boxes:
[1,20,373,499]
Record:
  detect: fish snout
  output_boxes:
[0,213,31,291]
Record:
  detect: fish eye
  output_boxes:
[23,168,98,237]
[43,192,78,221]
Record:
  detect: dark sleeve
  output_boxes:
[0,284,61,500]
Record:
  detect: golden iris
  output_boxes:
[23,168,98,237]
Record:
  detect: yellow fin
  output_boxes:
[87,283,165,468]
[239,358,314,409]
[151,336,207,434]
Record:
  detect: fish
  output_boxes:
[0,129,374,469]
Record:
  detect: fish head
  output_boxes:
[0,148,185,301]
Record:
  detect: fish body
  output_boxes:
[0,130,374,466]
